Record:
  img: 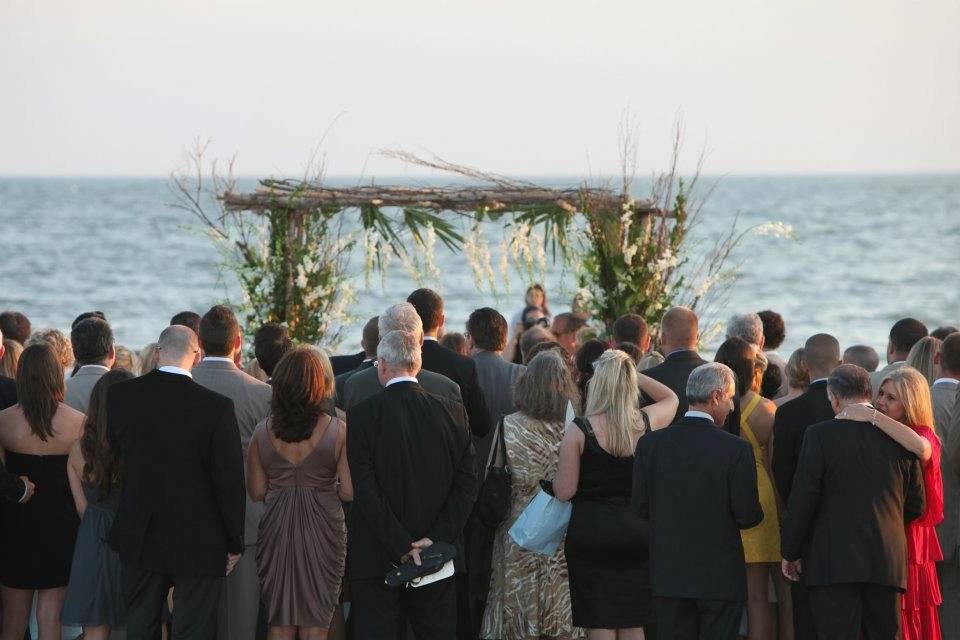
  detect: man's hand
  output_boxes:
[401,538,434,566]
[226,553,242,576]
[781,558,802,582]
[18,477,35,503]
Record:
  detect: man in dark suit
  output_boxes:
[252,322,292,383]
[781,364,925,638]
[771,332,839,637]
[407,289,490,439]
[936,333,960,636]
[334,316,379,405]
[644,306,707,422]
[633,362,763,639]
[0,335,33,503]
[331,351,366,376]
[346,330,479,640]
[107,325,245,640]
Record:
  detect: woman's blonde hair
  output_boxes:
[906,336,942,386]
[25,328,74,370]
[584,349,640,457]
[785,347,809,390]
[0,339,23,378]
[882,366,935,430]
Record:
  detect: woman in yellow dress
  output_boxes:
[716,337,793,640]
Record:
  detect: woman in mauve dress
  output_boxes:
[248,346,353,640]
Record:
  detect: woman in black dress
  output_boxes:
[555,348,678,640]
[0,343,84,640]
[62,368,134,639]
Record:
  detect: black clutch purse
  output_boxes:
[384,541,457,587]
[476,417,512,528]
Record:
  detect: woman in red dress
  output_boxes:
[841,366,943,640]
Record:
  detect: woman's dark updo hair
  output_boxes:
[714,336,756,437]
[269,346,334,443]
[82,368,135,496]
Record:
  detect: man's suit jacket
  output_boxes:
[334,359,374,410]
[0,377,24,503]
[65,364,110,414]
[936,380,960,558]
[421,339,490,438]
[471,351,524,473]
[340,365,463,412]
[771,380,833,503]
[781,417,925,590]
[643,350,708,423]
[633,415,763,601]
[331,351,366,377]
[0,376,16,410]
[345,381,478,580]
[107,370,245,577]
[871,360,907,396]
[192,358,272,546]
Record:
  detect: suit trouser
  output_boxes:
[351,577,456,640]
[808,583,900,640]
[791,574,818,639]
[654,597,741,640]
[124,564,222,640]
[216,547,260,640]
[938,559,960,639]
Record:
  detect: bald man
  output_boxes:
[644,307,707,422]
[107,325,245,640]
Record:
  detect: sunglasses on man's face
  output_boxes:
[525,317,550,329]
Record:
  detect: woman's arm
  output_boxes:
[246,437,268,502]
[840,404,932,462]
[553,423,584,501]
[637,373,679,430]
[336,419,354,502]
[67,441,88,517]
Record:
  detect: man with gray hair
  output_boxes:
[633,362,763,638]
[340,303,462,410]
[781,364,925,638]
[726,312,765,349]
[346,330,478,638]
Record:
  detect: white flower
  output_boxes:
[752,221,794,239]
[623,243,639,265]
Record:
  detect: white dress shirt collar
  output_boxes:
[158,365,193,378]
[385,376,418,387]
[685,410,714,421]
[423,336,439,342]
[810,377,829,384]
[77,364,110,374]
[202,356,235,364]
[933,377,960,387]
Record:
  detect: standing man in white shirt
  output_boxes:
[65,317,115,413]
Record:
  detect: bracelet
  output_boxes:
[871,407,878,426]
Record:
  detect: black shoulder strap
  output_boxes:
[640,409,651,435]
[573,416,594,438]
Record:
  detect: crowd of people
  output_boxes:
[0,291,958,640]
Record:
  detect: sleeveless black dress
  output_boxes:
[564,416,654,629]
[0,451,80,589]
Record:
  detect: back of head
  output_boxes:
[726,313,764,347]
[881,367,934,428]
[16,343,64,441]
[71,317,114,366]
[520,326,554,363]
[827,364,872,405]
[525,340,568,366]
[553,312,588,334]
[932,326,959,341]
[25,328,73,370]
[406,288,444,334]
[612,313,648,347]
[379,303,424,343]
[660,306,698,352]
[785,347,809,390]
[466,307,508,352]
[139,342,160,373]
[757,310,786,351]
[575,339,608,378]
[804,333,841,378]
[157,325,199,366]
[71,311,106,331]
[113,345,140,375]
[82,368,135,495]
[584,349,640,457]
[761,362,782,400]
[0,311,31,344]
[889,317,928,359]
[361,316,380,357]
[905,336,942,385]
[615,342,643,365]
[440,332,467,356]
[686,362,736,405]
[170,311,202,335]
[0,339,23,378]
[941,333,960,377]
[270,346,333,443]
[714,336,756,395]
[377,330,422,373]
[253,322,292,377]
[513,350,579,422]
[843,344,880,372]
[199,305,240,356]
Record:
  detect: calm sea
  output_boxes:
[1,175,957,356]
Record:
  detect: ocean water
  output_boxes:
[1,174,957,356]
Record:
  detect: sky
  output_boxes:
[2,0,959,177]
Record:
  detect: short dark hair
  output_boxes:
[615,342,642,364]
[761,365,783,400]
[843,345,880,372]
[827,363,872,401]
[520,327,553,363]
[552,312,588,336]
[889,318,928,356]
[932,326,958,341]
[575,339,609,378]
[612,314,648,347]
[466,308,508,352]
[941,333,960,375]
[0,311,31,344]
[199,305,241,356]
[757,310,786,350]
[71,311,106,330]
[361,316,380,357]
[254,323,292,377]
[406,288,444,333]
[71,318,114,365]
[440,332,467,355]
[170,311,201,335]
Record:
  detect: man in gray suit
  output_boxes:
[871,317,928,394]
[65,317,116,413]
[192,305,272,640]
[340,303,462,410]
[936,332,960,636]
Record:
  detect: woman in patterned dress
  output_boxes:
[481,350,583,640]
